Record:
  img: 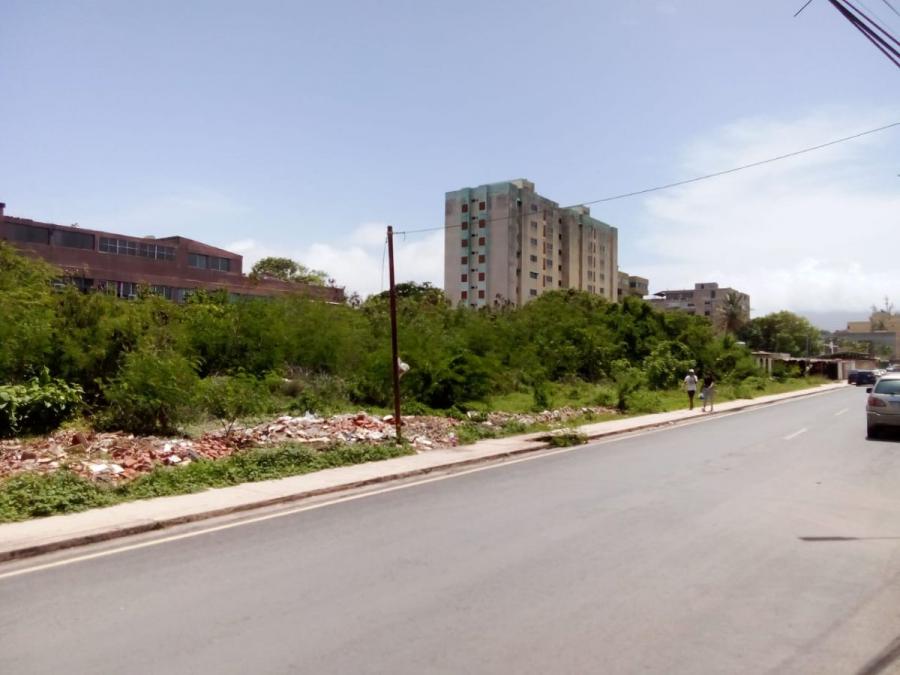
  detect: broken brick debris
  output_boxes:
[0,406,613,483]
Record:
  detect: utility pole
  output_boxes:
[386,226,402,443]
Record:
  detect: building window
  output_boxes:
[7,223,50,244]
[478,290,485,299]
[209,256,231,272]
[531,221,538,230]
[461,291,468,300]
[530,238,538,246]
[57,230,95,250]
[461,274,468,282]
[530,204,538,212]
[478,237,485,246]
[478,254,485,263]
[189,253,208,268]
[478,201,486,210]
[529,271,539,279]
[530,289,538,296]
[478,272,485,281]
[100,237,174,261]
[100,280,139,299]
[150,285,173,300]
[461,203,468,213]
[478,219,486,228]
[461,256,468,265]
[461,239,468,248]
[461,222,468,230]
[529,254,538,262]
[544,275,552,284]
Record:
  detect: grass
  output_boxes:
[0,442,413,523]
[543,430,588,447]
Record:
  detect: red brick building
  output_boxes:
[0,202,344,303]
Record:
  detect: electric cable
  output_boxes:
[394,121,900,235]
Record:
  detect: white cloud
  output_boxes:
[635,110,900,317]
[227,223,443,299]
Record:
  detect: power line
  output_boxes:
[828,0,900,67]
[882,0,900,18]
[576,120,899,206]
[394,120,899,235]
[794,0,815,17]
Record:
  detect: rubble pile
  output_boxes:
[0,412,461,483]
[210,412,461,451]
[0,406,615,484]
[477,406,614,427]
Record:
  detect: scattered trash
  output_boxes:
[0,405,615,483]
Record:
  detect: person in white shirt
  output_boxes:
[683,368,699,410]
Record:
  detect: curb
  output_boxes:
[0,384,845,564]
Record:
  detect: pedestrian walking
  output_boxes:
[683,368,698,410]
[701,372,716,412]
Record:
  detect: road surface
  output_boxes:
[2,386,900,674]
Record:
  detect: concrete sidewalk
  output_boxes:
[0,383,847,562]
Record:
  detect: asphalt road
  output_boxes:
[3,387,900,675]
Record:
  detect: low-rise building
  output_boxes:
[648,281,749,322]
[617,271,649,300]
[0,202,343,302]
[834,311,899,358]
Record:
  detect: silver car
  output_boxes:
[866,373,900,438]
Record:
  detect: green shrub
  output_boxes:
[592,385,618,408]
[625,390,664,413]
[289,373,351,414]
[727,381,755,399]
[501,420,528,435]
[610,359,647,412]
[643,341,693,389]
[201,373,272,433]
[532,380,552,411]
[0,471,112,520]
[0,371,83,437]
[743,375,768,391]
[545,430,587,447]
[98,348,201,435]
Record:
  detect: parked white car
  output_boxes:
[866,373,900,438]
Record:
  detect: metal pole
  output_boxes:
[387,226,402,443]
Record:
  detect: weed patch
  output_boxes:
[0,442,413,522]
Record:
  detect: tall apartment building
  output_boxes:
[0,202,344,303]
[648,282,749,321]
[443,180,618,308]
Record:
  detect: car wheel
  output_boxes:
[867,425,879,439]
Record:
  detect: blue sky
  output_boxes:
[2,0,898,327]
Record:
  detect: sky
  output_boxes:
[1,0,898,329]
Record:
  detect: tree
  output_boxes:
[0,242,57,382]
[250,257,328,286]
[871,296,894,330]
[718,290,748,335]
[738,311,822,357]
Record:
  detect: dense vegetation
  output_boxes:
[0,242,801,437]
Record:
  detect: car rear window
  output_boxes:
[874,379,900,395]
